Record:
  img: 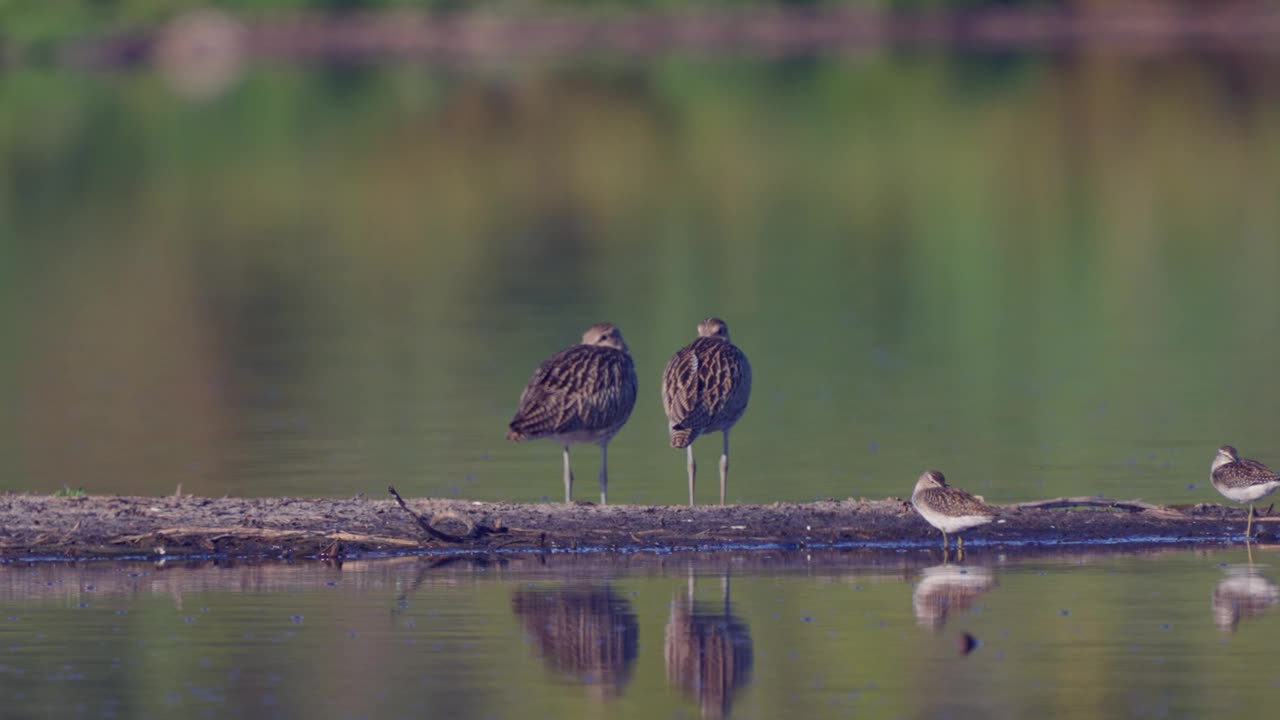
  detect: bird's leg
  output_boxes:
[562,445,573,503]
[719,430,730,506]
[1246,504,1255,540]
[957,536,965,561]
[942,530,949,552]
[598,442,609,506]
[687,445,697,507]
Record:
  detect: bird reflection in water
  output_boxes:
[912,564,996,630]
[664,570,754,718]
[1213,564,1280,632]
[510,584,639,698]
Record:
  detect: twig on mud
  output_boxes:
[58,520,83,543]
[1005,497,1183,517]
[387,486,506,544]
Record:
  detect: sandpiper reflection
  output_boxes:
[1212,565,1280,632]
[511,584,639,698]
[912,564,996,630]
[664,571,754,718]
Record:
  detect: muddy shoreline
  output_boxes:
[0,492,1275,561]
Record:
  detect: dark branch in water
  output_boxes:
[388,485,505,543]
[388,485,468,543]
[1005,496,1184,517]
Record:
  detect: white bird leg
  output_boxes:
[720,430,730,506]
[562,445,573,503]
[598,442,609,506]
[687,445,697,507]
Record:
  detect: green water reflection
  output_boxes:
[0,548,1278,718]
[4,51,1280,505]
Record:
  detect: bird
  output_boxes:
[911,471,997,555]
[661,318,752,506]
[1210,445,1280,539]
[507,323,638,505]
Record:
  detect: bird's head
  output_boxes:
[697,317,731,342]
[583,323,629,353]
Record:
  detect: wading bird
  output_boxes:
[911,470,996,555]
[507,323,637,504]
[1210,445,1280,539]
[661,318,752,506]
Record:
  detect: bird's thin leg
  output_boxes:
[719,430,730,506]
[942,530,949,551]
[957,536,965,561]
[687,445,697,507]
[598,442,609,506]
[1246,504,1255,540]
[562,445,573,503]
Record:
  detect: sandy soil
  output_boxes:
[0,491,1274,560]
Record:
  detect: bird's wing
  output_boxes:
[510,346,631,438]
[662,340,712,430]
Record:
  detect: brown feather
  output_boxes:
[509,339,637,445]
[661,332,751,448]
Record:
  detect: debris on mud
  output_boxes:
[0,491,1271,560]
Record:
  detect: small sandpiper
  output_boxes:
[911,470,997,553]
[1210,445,1280,539]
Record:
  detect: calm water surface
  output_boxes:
[4,50,1280,505]
[1,547,1279,718]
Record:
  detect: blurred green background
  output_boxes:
[5,5,1280,720]
[3,1,1280,504]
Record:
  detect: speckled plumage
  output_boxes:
[1210,445,1280,537]
[911,470,996,552]
[508,323,638,504]
[661,318,752,505]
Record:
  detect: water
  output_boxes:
[0,547,1277,718]
[5,49,1280,506]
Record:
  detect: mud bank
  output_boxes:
[0,491,1275,560]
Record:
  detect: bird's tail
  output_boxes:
[669,426,696,449]
[506,426,530,442]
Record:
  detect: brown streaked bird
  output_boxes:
[661,318,752,506]
[1210,445,1280,539]
[911,471,997,554]
[507,323,638,504]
